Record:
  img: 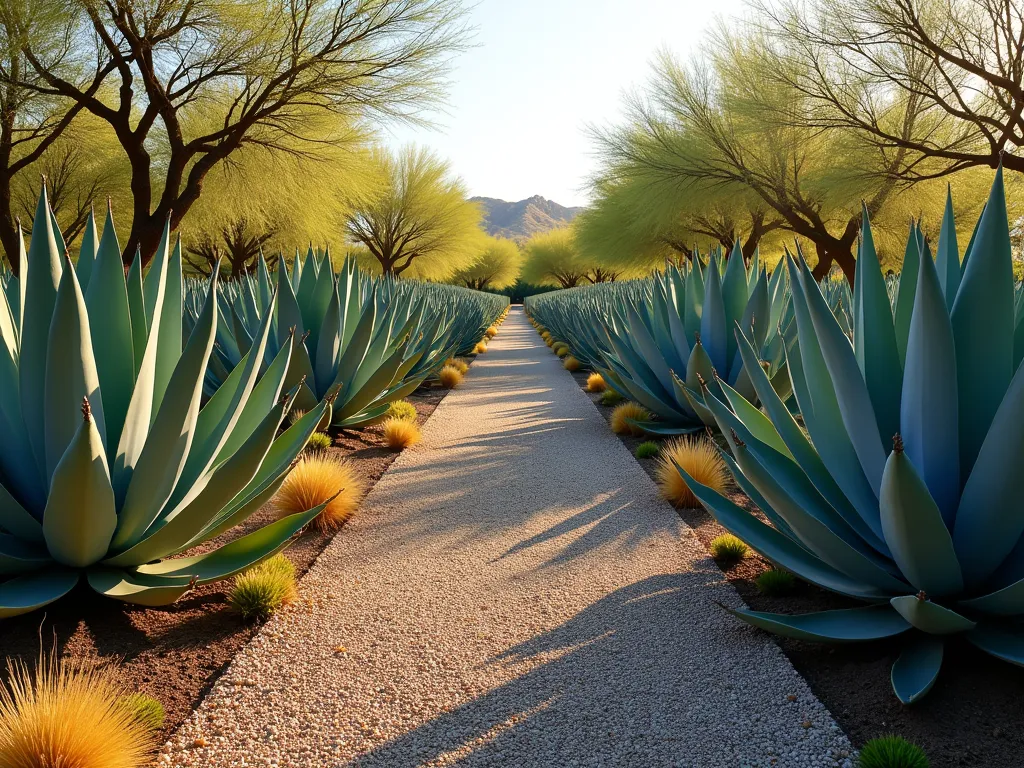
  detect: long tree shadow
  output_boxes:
[350,571,762,768]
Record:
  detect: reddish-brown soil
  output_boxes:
[1,384,450,745]
[571,368,1024,768]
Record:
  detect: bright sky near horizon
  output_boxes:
[384,0,746,208]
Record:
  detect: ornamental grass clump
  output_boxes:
[710,534,748,565]
[635,441,660,459]
[453,358,470,375]
[0,653,155,768]
[381,417,421,450]
[610,401,651,436]
[600,389,624,406]
[273,456,365,533]
[586,373,607,393]
[485,325,498,338]
[229,554,297,621]
[474,341,488,354]
[439,365,464,389]
[563,356,581,371]
[387,400,418,421]
[678,171,1024,703]
[858,735,930,768]
[655,436,730,508]
[121,693,165,731]
[756,569,797,597]
[304,431,333,455]
[554,343,569,357]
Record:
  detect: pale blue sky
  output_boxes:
[385,0,745,207]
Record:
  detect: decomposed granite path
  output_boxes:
[164,308,853,768]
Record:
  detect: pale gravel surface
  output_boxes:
[163,308,853,768]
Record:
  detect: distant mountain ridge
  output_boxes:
[471,195,584,241]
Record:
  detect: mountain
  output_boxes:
[471,195,584,242]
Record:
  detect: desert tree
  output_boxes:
[450,235,523,290]
[180,109,378,277]
[521,226,625,287]
[754,0,1024,180]
[344,145,483,279]
[3,0,470,266]
[595,27,933,280]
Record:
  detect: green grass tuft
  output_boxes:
[755,568,797,596]
[387,400,418,421]
[858,735,930,768]
[600,389,624,406]
[305,431,332,455]
[229,554,297,622]
[121,693,165,731]
[634,441,660,459]
[710,534,748,565]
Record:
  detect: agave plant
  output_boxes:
[187,251,506,426]
[0,191,330,619]
[681,171,1024,702]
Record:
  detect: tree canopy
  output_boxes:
[449,235,523,290]
[345,145,484,279]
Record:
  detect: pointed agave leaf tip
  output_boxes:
[694,332,702,346]
[696,372,708,390]
[730,428,746,448]
[301,330,310,343]
[892,433,904,454]
[916,590,928,602]
[81,396,92,422]
[298,374,307,386]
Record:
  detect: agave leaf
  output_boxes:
[952,354,1024,587]
[968,624,1024,667]
[0,534,49,573]
[717,377,791,458]
[934,187,961,309]
[126,249,147,376]
[314,280,342,394]
[86,567,194,606]
[891,634,944,704]
[853,211,903,442]
[276,258,305,348]
[133,506,324,585]
[892,222,921,366]
[20,186,63,481]
[717,449,799,540]
[720,242,748,367]
[0,570,78,619]
[76,207,98,291]
[144,225,183,412]
[699,256,728,373]
[45,256,106,481]
[890,595,976,634]
[730,604,911,642]
[950,167,1015,475]
[796,260,886,493]
[42,404,116,568]
[0,483,43,542]
[84,205,135,454]
[879,447,962,597]
[900,243,959,523]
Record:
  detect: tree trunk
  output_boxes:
[0,181,18,275]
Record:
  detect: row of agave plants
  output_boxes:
[0,189,507,620]
[526,169,1024,705]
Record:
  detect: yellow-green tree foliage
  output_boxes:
[178,109,379,276]
[345,146,484,279]
[522,226,632,288]
[449,235,523,290]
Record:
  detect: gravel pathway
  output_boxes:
[163,307,853,768]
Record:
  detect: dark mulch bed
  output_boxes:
[1,383,450,745]
[570,367,1024,768]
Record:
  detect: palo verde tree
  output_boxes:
[755,0,1024,181]
[522,226,624,288]
[345,145,483,279]
[595,28,929,280]
[2,0,469,267]
[180,110,378,277]
[449,235,523,290]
